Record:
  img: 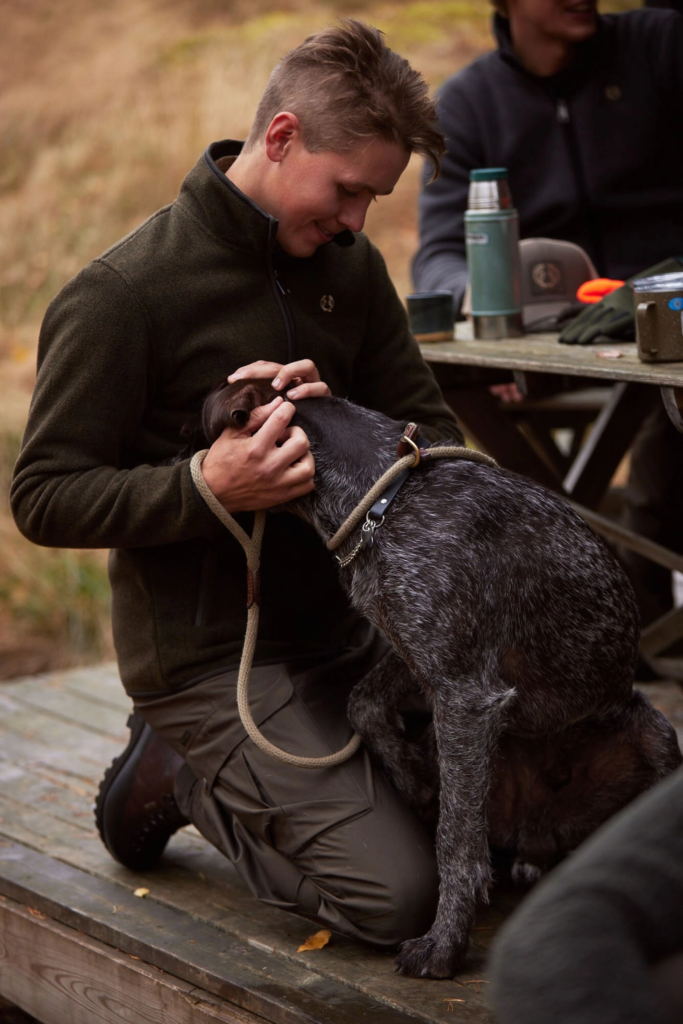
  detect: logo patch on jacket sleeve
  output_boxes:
[320,295,335,313]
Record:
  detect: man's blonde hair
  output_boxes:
[244,19,445,180]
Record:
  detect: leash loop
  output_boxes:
[190,450,361,769]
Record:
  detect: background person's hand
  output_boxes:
[200,395,315,512]
[490,382,524,403]
[228,358,331,400]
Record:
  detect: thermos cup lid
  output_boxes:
[470,168,508,181]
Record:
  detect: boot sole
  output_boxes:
[94,710,149,860]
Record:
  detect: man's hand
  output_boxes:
[201,396,315,512]
[228,359,331,400]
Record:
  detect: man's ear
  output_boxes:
[264,111,302,163]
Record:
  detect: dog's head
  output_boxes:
[198,378,282,444]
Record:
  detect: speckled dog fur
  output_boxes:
[199,381,682,979]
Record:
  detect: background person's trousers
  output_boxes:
[623,403,683,627]
[135,633,439,948]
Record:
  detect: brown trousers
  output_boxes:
[135,632,438,948]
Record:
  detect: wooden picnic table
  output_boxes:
[421,323,683,681]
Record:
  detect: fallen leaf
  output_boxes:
[297,929,331,952]
[134,887,150,898]
[28,907,46,920]
[596,349,623,359]
[456,978,489,994]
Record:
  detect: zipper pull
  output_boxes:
[274,270,288,296]
[556,98,570,124]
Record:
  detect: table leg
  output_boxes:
[442,386,563,492]
[562,381,658,508]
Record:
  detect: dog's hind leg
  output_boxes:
[395,674,515,979]
[347,650,438,819]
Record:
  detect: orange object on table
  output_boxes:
[576,278,625,304]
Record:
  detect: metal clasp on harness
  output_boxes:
[335,512,385,567]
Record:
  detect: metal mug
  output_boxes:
[634,272,683,363]
[406,291,454,343]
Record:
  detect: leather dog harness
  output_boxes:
[190,427,497,769]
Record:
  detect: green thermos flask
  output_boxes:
[465,167,523,339]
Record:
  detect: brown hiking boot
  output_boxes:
[94,711,189,871]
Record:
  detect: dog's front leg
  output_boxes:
[395,680,512,979]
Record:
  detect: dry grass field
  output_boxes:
[0,0,640,678]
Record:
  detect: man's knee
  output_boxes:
[341,824,439,948]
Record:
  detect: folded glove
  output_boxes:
[559,256,683,345]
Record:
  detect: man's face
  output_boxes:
[507,0,598,44]
[267,134,410,258]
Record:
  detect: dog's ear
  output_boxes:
[201,378,281,443]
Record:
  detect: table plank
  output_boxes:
[421,323,683,387]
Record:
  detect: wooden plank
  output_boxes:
[640,606,683,657]
[4,676,129,738]
[568,503,683,576]
[421,323,683,388]
[0,893,267,1024]
[0,689,126,768]
[0,842,423,1024]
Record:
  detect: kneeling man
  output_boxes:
[11,20,461,947]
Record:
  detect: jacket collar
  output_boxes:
[493,12,609,96]
[177,139,354,257]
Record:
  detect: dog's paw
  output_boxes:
[394,934,466,979]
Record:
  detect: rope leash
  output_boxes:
[190,438,497,769]
[190,450,361,769]
[327,445,498,559]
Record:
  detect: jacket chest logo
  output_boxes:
[320,294,335,313]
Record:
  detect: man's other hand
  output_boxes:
[228,358,331,400]
[200,396,315,512]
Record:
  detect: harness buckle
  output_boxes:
[399,433,421,466]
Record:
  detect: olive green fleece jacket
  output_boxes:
[11,140,461,697]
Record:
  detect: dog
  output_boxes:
[190,378,681,979]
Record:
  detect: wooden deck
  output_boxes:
[0,664,681,1024]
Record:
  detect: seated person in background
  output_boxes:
[414,0,683,628]
[11,22,461,948]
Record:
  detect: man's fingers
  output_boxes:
[241,391,284,432]
[276,429,313,467]
[228,358,330,401]
[228,360,282,382]
[276,454,316,494]
[250,398,298,450]
[285,381,331,399]
[271,359,323,390]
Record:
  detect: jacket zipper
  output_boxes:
[556,97,605,273]
[267,221,296,363]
